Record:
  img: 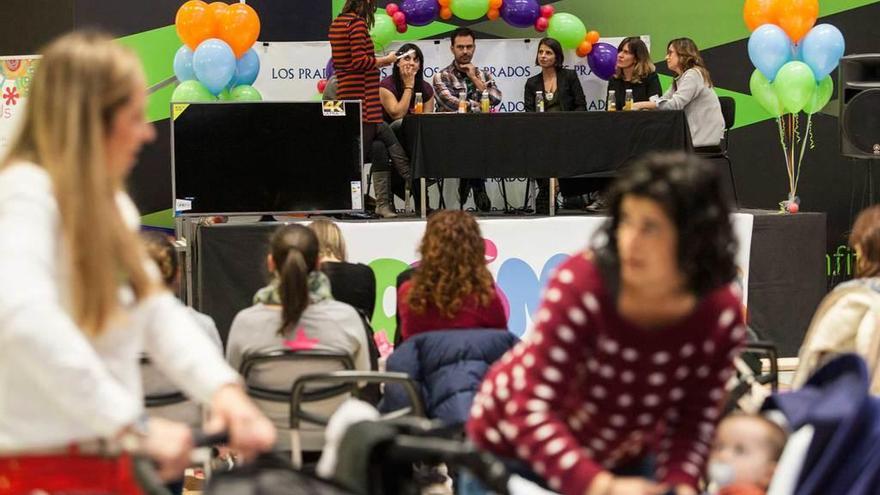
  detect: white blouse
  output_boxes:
[0,162,239,451]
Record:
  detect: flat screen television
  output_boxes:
[172,101,363,216]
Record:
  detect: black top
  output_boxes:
[606,72,662,110]
[523,68,587,112]
[321,261,376,319]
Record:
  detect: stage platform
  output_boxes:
[192,209,826,357]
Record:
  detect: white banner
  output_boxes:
[254,37,645,111]
[253,37,647,211]
[266,213,753,340]
[0,56,39,157]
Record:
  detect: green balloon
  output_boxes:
[803,76,834,115]
[547,13,587,50]
[230,85,262,101]
[450,0,490,20]
[370,13,396,51]
[218,88,233,101]
[171,80,215,102]
[772,61,816,114]
[749,69,784,117]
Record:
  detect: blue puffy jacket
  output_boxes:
[381,329,518,426]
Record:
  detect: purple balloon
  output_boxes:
[325,59,335,79]
[588,42,618,81]
[401,0,439,26]
[500,0,540,28]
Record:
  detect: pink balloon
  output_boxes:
[386,3,400,16]
[392,11,406,25]
[540,4,555,18]
[535,17,549,32]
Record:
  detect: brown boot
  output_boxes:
[373,171,397,218]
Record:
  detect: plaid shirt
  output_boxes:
[432,62,503,113]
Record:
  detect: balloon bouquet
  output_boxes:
[172,1,263,102]
[744,0,845,213]
[353,0,614,81]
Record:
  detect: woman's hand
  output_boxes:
[401,63,417,88]
[133,417,194,481]
[377,53,397,67]
[205,383,276,462]
[631,101,656,111]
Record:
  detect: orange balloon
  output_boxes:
[176,0,214,50]
[440,7,453,19]
[207,2,229,37]
[438,0,451,7]
[743,0,779,31]
[487,8,500,20]
[489,0,503,8]
[218,3,261,58]
[586,30,600,44]
[577,41,592,57]
[776,0,818,42]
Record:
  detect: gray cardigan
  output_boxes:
[657,68,725,147]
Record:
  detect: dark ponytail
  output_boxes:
[269,225,320,336]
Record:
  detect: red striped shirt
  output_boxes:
[329,13,382,124]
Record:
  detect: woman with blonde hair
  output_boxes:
[397,210,507,340]
[794,205,880,393]
[633,37,725,149]
[309,218,376,318]
[0,31,274,492]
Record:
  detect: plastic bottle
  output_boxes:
[414,92,424,114]
[480,90,490,113]
[607,90,617,112]
[624,89,634,111]
[458,91,467,113]
[536,91,545,113]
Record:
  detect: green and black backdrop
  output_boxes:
[3,0,879,287]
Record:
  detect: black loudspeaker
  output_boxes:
[839,54,880,158]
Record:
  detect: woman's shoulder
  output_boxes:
[524,72,542,85]
[551,250,605,290]
[379,75,396,90]
[0,161,51,193]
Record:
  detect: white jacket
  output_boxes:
[0,162,239,451]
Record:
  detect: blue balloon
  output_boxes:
[748,24,793,81]
[801,24,846,79]
[193,38,236,95]
[173,45,195,82]
[231,48,260,87]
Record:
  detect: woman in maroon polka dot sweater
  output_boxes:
[467,152,746,495]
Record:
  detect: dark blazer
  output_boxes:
[523,67,586,112]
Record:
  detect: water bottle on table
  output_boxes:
[480,90,490,114]
[458,90,467,113]
[607,90,617,112]
[414,92,424,114]
[536,91,544,113]
[625,89,634,111]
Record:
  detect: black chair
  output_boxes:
[240,350,356,461]
[696,96,738,206]
[140,356,204,429]
[289,370,425,468]
[724,340,780,413]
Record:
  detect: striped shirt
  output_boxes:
[329,13,382,124]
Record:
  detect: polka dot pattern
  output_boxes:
[464,254,747,495]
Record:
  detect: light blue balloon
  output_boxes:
[173,45,195,82]
[748,24,793,81]
[193,38,236,95]
[801,24,846,80]
[231,48,260,87]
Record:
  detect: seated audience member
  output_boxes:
[707,413,787,495]
[309,218,376,318]
[467,152,746,495]
[523,37,586,215]
[142,231,222,349]
[794,205,880,393]
[632,38,725,150]
[226,225,370,373]
[433,27,503,212]
[398,210,507,341]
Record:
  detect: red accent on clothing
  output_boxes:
[0,453,142,495]
[397,280,508,341]
[329,13,382,124]
[466,252,746,495]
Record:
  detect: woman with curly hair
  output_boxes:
[467,152,746,495]
[397,210,507,341]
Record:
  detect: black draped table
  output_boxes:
[401,111,693,179]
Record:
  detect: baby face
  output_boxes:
[709,416,779,488]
